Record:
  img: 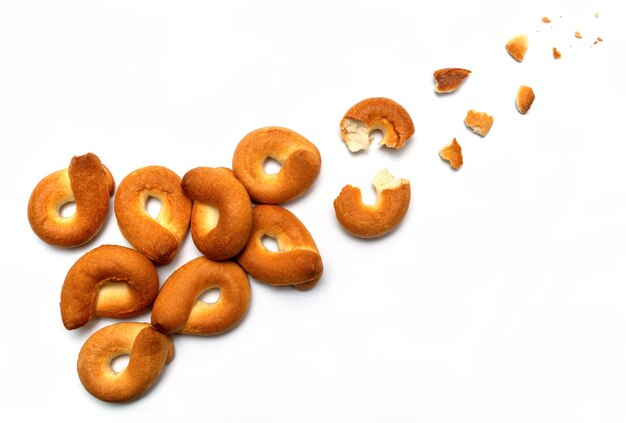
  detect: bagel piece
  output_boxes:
[232,126,322,204]
[516,85,536,114]
[439,138,463,169]
[27,153,114,247]
[181,167,253,260]
[464,110,494,136]
[61,245,160,330]
[77,322,174,403]
[237,205,323,289]
[115,166,191,264]
[433,68,471,93]
[333,169,410,238]
[340,97,415,152]
[506,34,528,62]
[151,257,251,336]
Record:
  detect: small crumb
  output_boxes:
[594,40,598,45]
[506,34,529,62]
[542,17,551,23]
[552,47,562,59]
[575,31,582,39]
[597,37,603,42]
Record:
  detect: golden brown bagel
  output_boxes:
[60,245,160,330]
[77,322,174,403]
[27,153,114,247]
[340,97,415,152]
[151,257,251,335]
[237,205,323,289]
[232,126,322,204]
[115,166,191,264]
[181,167,253,260]
[333,169,411,238]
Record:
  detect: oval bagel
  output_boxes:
[340,97,415,152]
[27,152,114,247]
[334,169,410,238]
[151,257,251,336]
[181,167,253,260]
[60,245,160,330]
[114,166,191,264]
[77,322,174,403]
[232,126,321,204]
[237,205,323,289]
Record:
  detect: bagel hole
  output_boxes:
[361,185,379,206]
[261,235,280,252]
[145,196,162,219]
[263,157,282,175]
[110,354,130,374]
[59,201,76,218]
[197,288,221,304]
[369,129,384,145]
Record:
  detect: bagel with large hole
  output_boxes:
[60,245,160,330]
[151,257,251,335]
[232,126,321,204]
[114,166,191,264]
[181,167,253,260]
[77,322,174,403]
[340,97,415,152]
[237,205,323,290]
[27,153,114,247]
[333,169,410,238]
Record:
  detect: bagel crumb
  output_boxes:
[433,68,471,93]
[516,85,535,114]
[597,37,603,42]
[552,47,561,59]
[439,138,463,169]
[542,17,551,23]
[506,34,528,62]
[464,110,494,136]
[575,31,582,39]
[340,117,372,152]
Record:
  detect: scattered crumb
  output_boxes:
[433,68,472,93]
[516,86,535,115]
[506,34,528,62]
[439,138,463,170]
[575,31,582,39]
[552,47,562,59]
[594,40,598,45]
[542,17,551,23]
[597,37,603,42]
[464,110,494,137]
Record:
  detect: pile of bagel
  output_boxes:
[28,98,416,403]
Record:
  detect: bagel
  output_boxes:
[181,167,253,260]
[60,245,160,330]
[77,322,174,403]
[340,97,415,152]
[27,153,114,247]
[333,169,410,238]
[232,126,322,204]
[237,205,323,289]
[151,257,251,335]
[114,166,191,264]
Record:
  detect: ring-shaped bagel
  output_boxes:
[340,97,415,152]
[27,153,114,247]
[151,257,251,336]
[181,167,253,260]
[114,166,191,264]
[333,169,411,238]
[61,245,160,330]
[237,205,323,289]
[232,126,322,204]
[77,322,174,403]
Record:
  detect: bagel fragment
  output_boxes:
[506,34,528,62]
[433,68,471,93]
[340,97,415,152]
[77,322,174,403]
[439,138,463,169]
[333,169,410,238]
[464,110,494,136]
[516,85,535,114]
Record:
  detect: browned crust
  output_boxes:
[27,153,113,247]
[182,167,253,260]
[516,85,536,114]
[439,138,463,169]
[77,323,174,403]
[232,127,321,204]
[464,110,494,136]
[433,68,472,93]
[151,257,251,335]
[114,166,191,264]
[237,205,323,288]
[506,34,528,62]
[333,183,411,239]
[340,97,415,149]
[60,245,159,330]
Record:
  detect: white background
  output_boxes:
[1,0,624,421]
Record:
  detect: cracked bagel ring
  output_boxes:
[60,245,160,330]
[333,169,410,238]
[151,257,251,335]
[27,152,114,247]
[237,205,323,290]
[232,126,322,204]
[181,167,253,260]
[340,97,415,152]
[114,166,191,264]
[77,322,174,403]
